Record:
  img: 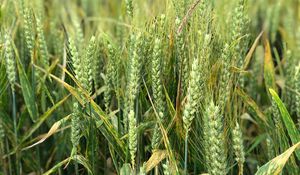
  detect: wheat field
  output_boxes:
[0,0,300,174]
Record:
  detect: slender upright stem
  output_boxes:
[184,131,188,175]
[89,103,95,174]
[155,166,159,175]
[75,162,79,175]
[238,163,244,175]
[12,90,17,149]
[0,141,6,174]
[31,53,41,173]
[135,93,139,171]
[12,90,20,175]
[5,137,12,175]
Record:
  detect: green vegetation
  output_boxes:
[0,0,300,174]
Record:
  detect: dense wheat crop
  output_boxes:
[0,0,300,174]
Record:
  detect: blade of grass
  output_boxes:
[22,115,71,150]
[143,78,179,174]
[35,64,126,160]
[21,94,70,143]
[145,150,167,173]
[263,39,277,93]
[255,141,300,175]
[243,31,263,70]
[16,47,38,122]
[236,88,268,125]
[43,155,93,175]
[269,89,300,160]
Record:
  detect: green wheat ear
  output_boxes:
[231,0,249,55]
[218,43,231,111]
[84,36,96,93]
[266,135,275,159]
[182,56,201,174]
[69,38,80,80]
[231,0,250,88]
[69,37,82,155]
[128,109,137,168]
[104,42,116,113]
[125,0,133,19]
[232,122,245,175]
[126,32,143,170]
[151,38,165,150]
[4,34,16,91]
[218,0,250,110]
[183,33,211,133]
[203,101,227,175]
[73,17,84,47]
[69,36,92,94]
[36,15,49,68]
[183,57,200,133]
[124,32,142,129]
[92,37,105,90]
[71,101,81,154]
[23,7,35,57]
[175,17,189,93]
[271,95,281,129]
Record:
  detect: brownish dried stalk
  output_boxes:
[177,0,202,35]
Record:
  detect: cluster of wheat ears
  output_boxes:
[0,0,300,174]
